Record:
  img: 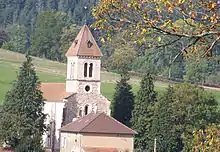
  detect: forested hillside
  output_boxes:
[0,0,219,85]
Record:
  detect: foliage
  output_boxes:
[132,54,157,75]
[190,124,220,152]
[0,55,46,150]
[0,28,10,47]
[59,24,80,61]
[0,0,97,27]
[150,83,220,151]
[0,0,99,61]
[111,74,134,127]
[185,60,209,83]
[1,24,26,53]
[30,11,70,61]
[185,59,217,83]
[93,0,220,60]
[131,73,157,151]
[108,43,136,74]
[150,87,181,152]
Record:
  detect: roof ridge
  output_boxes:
[80,112,103,132]
[60,114,86,130]
[86,25,103,56]
[76,25,86,56]
[106,114,137,134]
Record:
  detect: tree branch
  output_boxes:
[169,37,200,65]
[202,36,220,57]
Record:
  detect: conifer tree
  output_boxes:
[111,73,134,127]
[131,73,157,151]
[0,55,46,151]
[150,86,180,152]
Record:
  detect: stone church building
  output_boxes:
[41,25,111,150]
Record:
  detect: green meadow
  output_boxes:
[0,49,220,105]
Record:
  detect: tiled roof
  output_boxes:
[60,112,137,135]
[65,25,102,57]
[40,83,72,101]
[83,147,119,152]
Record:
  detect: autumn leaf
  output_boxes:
[158,36,162,41]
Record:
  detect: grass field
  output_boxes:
[0,49,220,104]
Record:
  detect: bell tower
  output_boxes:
[65,25,102,94]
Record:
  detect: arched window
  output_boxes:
[84,105,89,115]
[89,63,93,77]
[84,63,88,77]
[79,110,82,117]
[70,62,75,79]
[62,107,67,126]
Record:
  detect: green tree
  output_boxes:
[1,24,26,53]
[31,11,70,61]
[151,83,220,151]
[111,74,134,127]
[0,28,9,47]
[131,73,157,151]
[185,59,215,83]
[150,87,181,152]
[0,55,46,151]
[108,43,136,74]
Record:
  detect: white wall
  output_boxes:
[66,56,101,94]
[42,101,65,149]
[60,132,82,152]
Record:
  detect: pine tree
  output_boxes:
[0,55,46,151]
[111,73,134,127]
[150,86,180,152]
[131,73,157,151]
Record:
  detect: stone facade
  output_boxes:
[63,93,110,126]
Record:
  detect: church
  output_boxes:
[41,25,111,150]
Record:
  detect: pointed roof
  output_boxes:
[65,25,103,57]
[60,112,137,135]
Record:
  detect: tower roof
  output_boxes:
[65,25,103,57]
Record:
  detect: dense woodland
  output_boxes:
[0,0,219,84]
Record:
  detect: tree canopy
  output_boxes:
[111,74,134,127]
[131,73,157,151]
[0,55,46,151]
[150,83,220,151]
[93,0,220,60]
[191,124,220,152]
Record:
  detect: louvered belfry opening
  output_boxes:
[84,63,88,77]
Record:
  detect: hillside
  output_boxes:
[0,49,220,104]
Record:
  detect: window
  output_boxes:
[46,134,51,147]
[85,85,90,92]
[61,137,66,148]
[70,62,75,79]
[84,105,89,115]
[84,63,88,77]
[62,107,67,126]
[74,40,78,46]
[79,109,82,117]
[87,40,93,48]
[89,63,93,77]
